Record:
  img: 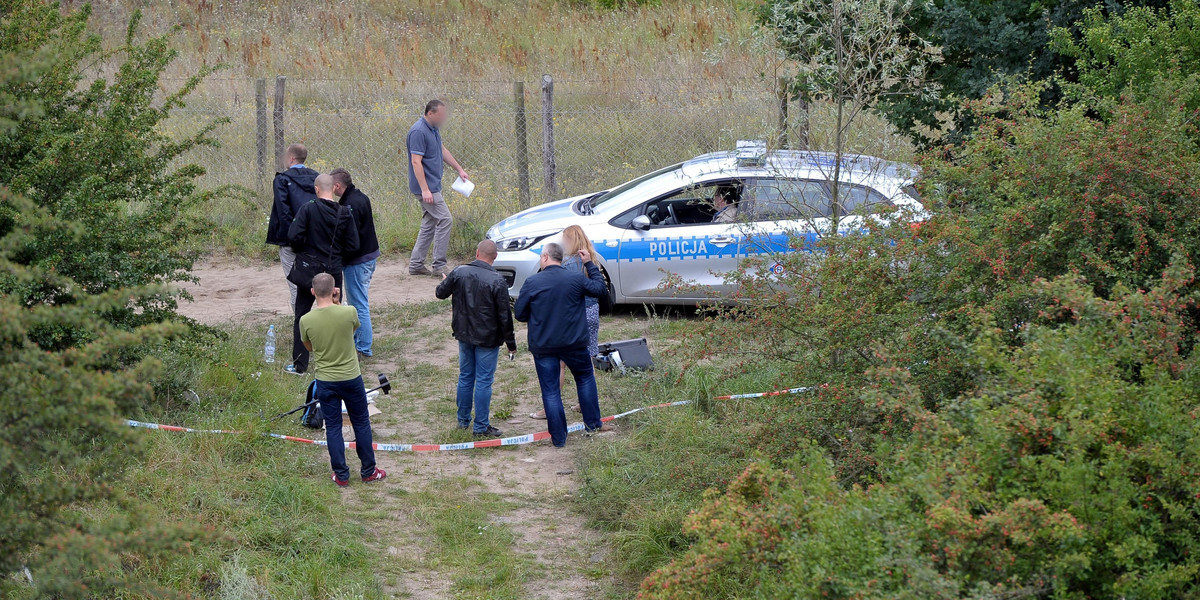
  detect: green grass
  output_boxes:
[380,478,536,599]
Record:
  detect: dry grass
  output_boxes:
[82,0,767,82]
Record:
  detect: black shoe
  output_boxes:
[473,426,503,438]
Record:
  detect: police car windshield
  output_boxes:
[585,163,683,214]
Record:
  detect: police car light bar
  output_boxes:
[735,140,768,167]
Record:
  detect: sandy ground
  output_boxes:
[177,259,447,325]
[181,258,618,599]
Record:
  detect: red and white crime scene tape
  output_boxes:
[712,385,815,400]
[126,386,813,452]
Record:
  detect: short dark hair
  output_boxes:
[715,184,740,204]
[286,143,308,163]
[541,242,564,263]
[330,167,352,187]
[424,99,446,115]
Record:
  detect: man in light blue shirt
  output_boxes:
[407,99,469,277]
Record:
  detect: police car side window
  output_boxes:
[746,179,831,220]
[835,184,894,215]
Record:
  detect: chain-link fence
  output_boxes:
[165,76,783,253]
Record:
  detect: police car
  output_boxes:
[486,141,923,304]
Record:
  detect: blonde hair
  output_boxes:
[562,225,597,270]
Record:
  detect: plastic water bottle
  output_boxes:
[264,324,276,363]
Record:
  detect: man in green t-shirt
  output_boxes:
[300,272,387,487]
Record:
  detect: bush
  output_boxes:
[642,271,1200,598]
[0,2,223,595]
[632,11,1200,593]
[0,1,223,329]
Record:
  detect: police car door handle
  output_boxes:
[708,236,738,247]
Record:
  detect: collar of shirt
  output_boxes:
[291,164,306,169]
[421,116,438,132]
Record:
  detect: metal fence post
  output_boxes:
[540,74,556,200]
[514,81,531,209]
[777,76,790,150]
[273,75,286,171]
[255,78,268,190]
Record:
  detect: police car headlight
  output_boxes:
[495,233,556,252]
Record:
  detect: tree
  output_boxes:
[760,0,938,222]
[0,0,223,330]
[1051,0,1200,119]
[855,0,1176,148]
[0,1,213,596]
[645,269,1200,599]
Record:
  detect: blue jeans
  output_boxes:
[343,259,376,355]
[457,341,500,433]
[317,375,377,481]
[533,348,603,447]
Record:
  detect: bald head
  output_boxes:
[311,272,335,299]
[476,239,498,263]
[315,173,335,199]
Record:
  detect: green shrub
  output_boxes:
[0,1,223,329]
[1052,0,1200,120]
[642,270,1200,598]
[0,2,227,595]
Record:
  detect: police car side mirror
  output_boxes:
[631,215,652,231]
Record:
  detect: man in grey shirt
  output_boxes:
[407,99,469,276]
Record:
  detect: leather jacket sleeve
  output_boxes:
[496,278,516,351]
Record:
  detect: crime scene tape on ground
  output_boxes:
[126,386,816,452]
[126,400,695,452]
[712,386,816,400]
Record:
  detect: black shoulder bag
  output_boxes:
[287,203,346,289]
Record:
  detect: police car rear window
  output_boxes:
[746,179,832,220]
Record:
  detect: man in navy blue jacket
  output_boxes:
[514,242,614,447]
[266,144,318,310]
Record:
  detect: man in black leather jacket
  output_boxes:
[435,239,517,438]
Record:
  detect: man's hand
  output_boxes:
[441,271,448,280]
[421,189,434,204]
[579,248,592,263]
[332,287,342,304]
[457,169,469,181]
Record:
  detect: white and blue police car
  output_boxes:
[486,141,923,305]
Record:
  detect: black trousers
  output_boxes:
[292,270,344,373]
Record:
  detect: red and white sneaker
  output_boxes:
[362,468,387,483]
[332,474,349,487]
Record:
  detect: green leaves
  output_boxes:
[0,2,220,596]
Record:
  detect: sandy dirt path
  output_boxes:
[180,259,618,599]
[176,259,446,325]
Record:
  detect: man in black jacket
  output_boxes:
[287,173,360,374]
[514,242,613,447]
[435,239,516,438]
[331,168,380,357]
[267,144,318,310]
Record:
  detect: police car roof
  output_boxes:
[681,150,918,185]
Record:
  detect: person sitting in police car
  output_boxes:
[712,185,740,223]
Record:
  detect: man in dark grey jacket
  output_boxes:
[287,174,359,374]
[435,239,516,438]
